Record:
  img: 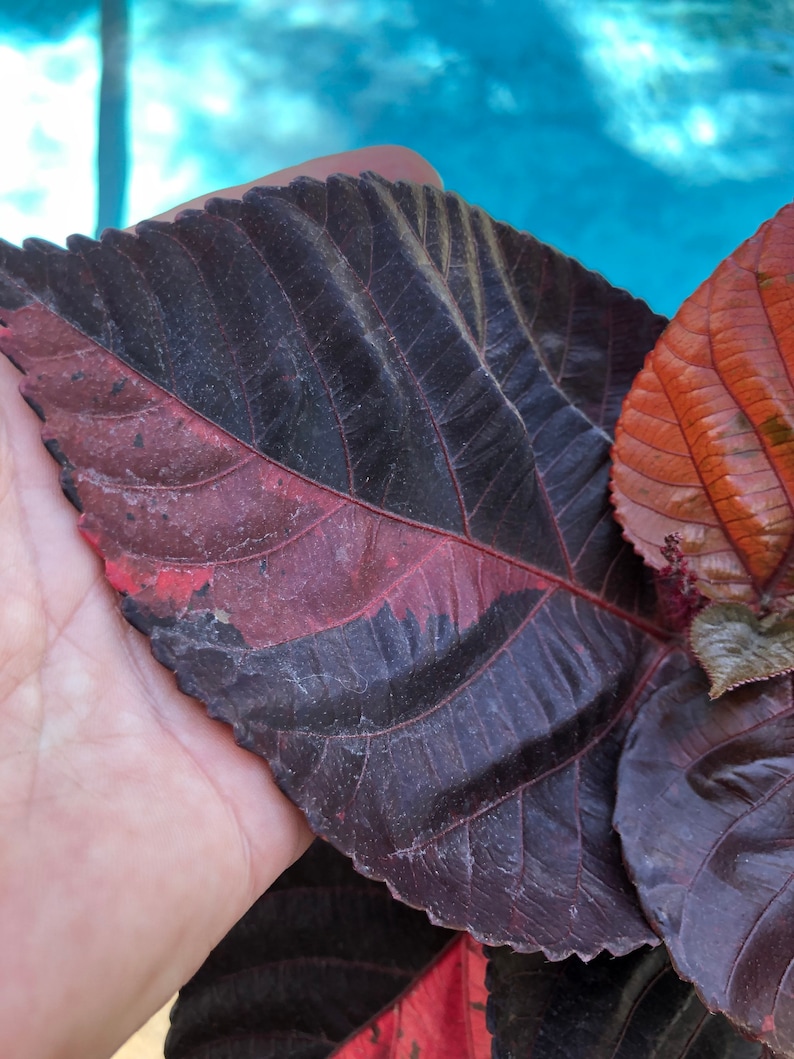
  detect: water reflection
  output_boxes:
[548,0,794,182]
[0,0,792,314]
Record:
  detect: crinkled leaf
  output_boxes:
[166,840,455,1059]
[331,934,489,1059]
[691,603,794,698]
[0,173,668,956]
[615,658,794,1057]
[611,202,794,614]
[487,944,762,1059]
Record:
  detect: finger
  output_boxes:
[137,145,442,226]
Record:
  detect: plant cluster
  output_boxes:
[1,174,792,1057]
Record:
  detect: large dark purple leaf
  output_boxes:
[166,839,454,1059]
[487,944,763,1059]
[615,659,794,1056]
[0,173,669,957]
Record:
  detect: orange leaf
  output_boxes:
[330,934,491,1059]
[611,202,794,610]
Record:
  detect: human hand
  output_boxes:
[0,145,441,1059]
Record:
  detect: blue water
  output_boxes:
[1,0,793,317]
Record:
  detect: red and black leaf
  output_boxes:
[331,933,490,1058]
[615,660,794,1056]
[486,943,763,1058]
[165,839,456,1059]
[0,173,669,956]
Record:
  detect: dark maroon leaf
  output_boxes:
[0,173,668,956]
[615,659,794,1056]
[166,839,455,1059]
[487,944,762,1059]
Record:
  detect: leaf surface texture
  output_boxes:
[331,933,489,1059]
[165,840,455,1058]
[0,174,669,956]
[616,661,794,1056]
[487,943,763,1058]
[612,203,794,610]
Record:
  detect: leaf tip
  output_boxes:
[689,602,794,698]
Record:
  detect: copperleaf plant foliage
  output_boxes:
[615,665,794,1059]
[611,203,794,1057]
[0,173,792,1055]
[165,838,465,1058]
[486,942,764,1059]
[169,837,751,1059]
[0,173,669,960]
[612,204,794,698]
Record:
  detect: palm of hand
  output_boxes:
[0,355,311,1057]
[0,146,441,1059]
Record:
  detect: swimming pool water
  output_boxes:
[1,0,792,317]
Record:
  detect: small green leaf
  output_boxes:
[689,602,794,698]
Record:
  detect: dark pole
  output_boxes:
[96,0,129,235]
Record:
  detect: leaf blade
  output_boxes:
[165,840,455,1059]
[331,934,490,1059]
[615,659,794,1056]
[0,175,667,956]
[487,944,763,1058]
[611,202,794,609]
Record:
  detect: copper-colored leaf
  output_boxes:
[611,203,794,611]
[331,934,490,1059]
